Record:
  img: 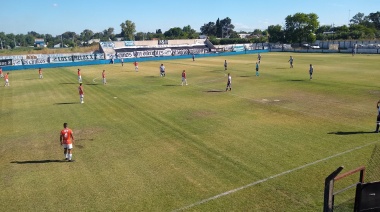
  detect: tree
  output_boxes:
[267,25,284,43]
[120,20,136,40]
[164,27,183,39]
[135,32,146,41]
[156,29,162,34]
[200,22,216,36]
[103,27,115,41]
[220,17,235,38]
[350,12,368,25]
[182,25,198,39]
[284,13,319,44]
[216,18,222,38]
[368,11,380,29]
[80,29,94,42]
[252,29,263,36]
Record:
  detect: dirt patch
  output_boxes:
[74,127,103,142]
[369,90,380,95]
[186,110,216,121]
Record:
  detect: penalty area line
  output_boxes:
[172,140,379,212]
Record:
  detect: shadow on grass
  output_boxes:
[328,131,376,135]
[11,160,66,164]
[162,84,180,87]
[54,102,78,105]
[204,90,224,93]
[60,82,76,85]
[85,83,98,86]
[289,79,304,82]
[240,75,251,78]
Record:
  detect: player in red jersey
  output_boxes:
[4,72,9,86]
[181,70,188,86]
[134,61,139,72]
[38,68,43,79]
[0,67,3,78]
[77,69,82,83]
[60,123,75,162]
[78,83,84,103]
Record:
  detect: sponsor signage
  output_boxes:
[158,40,168,45]
[124,41,135,46]
[0,59,12,66]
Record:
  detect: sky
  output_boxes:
[0,0,378,36]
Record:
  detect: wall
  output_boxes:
[1,49,268,71]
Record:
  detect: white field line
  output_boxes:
[92,77,98,83]
[173,140,379,212]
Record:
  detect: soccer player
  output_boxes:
[376,100,380,133]
[224,60,228,71]
[102,70,106,85]
[160,64,165,77]
[181,70,188,86]
[192,54,195,61]
[78,83,84,104]
[77,69,82,83]
[289,56,294,68]
[38,68,43,79]
[226,73,232,91]
[121,58,124,66]
[258,53,261,64]
[60,122,74,162]
[134,61,139,72]
[4,72,9,86]
[309,64,314,80]
[256,62,260,76]
[0,67,3,78]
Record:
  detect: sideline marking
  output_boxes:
[173,141,378,211]
[92,77,98,83]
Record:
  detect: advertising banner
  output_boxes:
[0,59,12,66]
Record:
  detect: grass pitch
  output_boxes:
[1,52,380,211]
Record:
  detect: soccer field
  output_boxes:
[1,52,380,211]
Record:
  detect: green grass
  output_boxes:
[1,52,380,211]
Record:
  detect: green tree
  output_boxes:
[220,17,234,38]
[164,27,184,39]
[267,25,284,43]
[368,11,380,30]
[120,20,136,40]
[135,32,146,41]
[284,13,319,44]
[350,12,368,25]
[200,22,216,36]
[102,27,115,41]
[80,29,94,42]
[216,18,222,38]
[182,25,198,39]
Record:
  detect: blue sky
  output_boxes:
[0,0,377,36]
